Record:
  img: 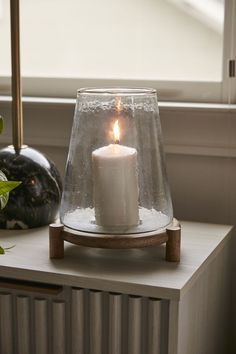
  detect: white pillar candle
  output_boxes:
[92,143,139,228]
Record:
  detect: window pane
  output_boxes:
[0,0,224,82]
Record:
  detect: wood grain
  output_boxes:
[63,228,168,249]
[49,223,64,258]
[166,226,181,262]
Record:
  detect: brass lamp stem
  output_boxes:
[10,0,23,150]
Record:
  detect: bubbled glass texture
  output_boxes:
[60,88,173,234]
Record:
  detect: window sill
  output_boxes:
[0,95,236,158]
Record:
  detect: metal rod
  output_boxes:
[10,0,23,150]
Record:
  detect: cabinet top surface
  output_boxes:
[0,221,232,300]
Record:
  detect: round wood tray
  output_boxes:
[62,227,169,249]
[49,219,181,262]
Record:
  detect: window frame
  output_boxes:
[222,0,236,103]
[0,0,235,103]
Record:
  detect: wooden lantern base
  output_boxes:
[49,219,181,262]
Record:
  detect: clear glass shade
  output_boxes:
[60,88,173,234]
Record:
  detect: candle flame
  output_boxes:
[113,120,120,144]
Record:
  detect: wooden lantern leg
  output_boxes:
[165,226,181,262]
[49,223,64,259]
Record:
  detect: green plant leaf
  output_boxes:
[0,245,15,255]
[0,172,21,209]
[0,116,3,134]
[0,181,22,196]
[0,171,7,181]
[0,171,8,209]
[0,181,21,210]
[0,192,9,210]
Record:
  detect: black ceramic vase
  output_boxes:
[0,145,62,229]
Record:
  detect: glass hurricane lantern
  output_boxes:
[50,88,181,261]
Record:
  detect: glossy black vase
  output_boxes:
[0,145,62,229]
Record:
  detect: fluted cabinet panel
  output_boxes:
[71,289,164,354]
[16,296,31,354]
[109,293,122,354]
[148,298,162,354]
[89,290,103,354]
[34,298,48,354]
[0,293,14,354]
[52,301,66,354]
[0,286,165,354]
[128,295,142,354]
[71,288,86,354]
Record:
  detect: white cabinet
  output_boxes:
[0,221,232,354]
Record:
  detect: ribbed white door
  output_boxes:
[0,293,14,354]
[71,288,164,354]
[0,289,66,354]
[34,298,48,354]
[0,286,165,354]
